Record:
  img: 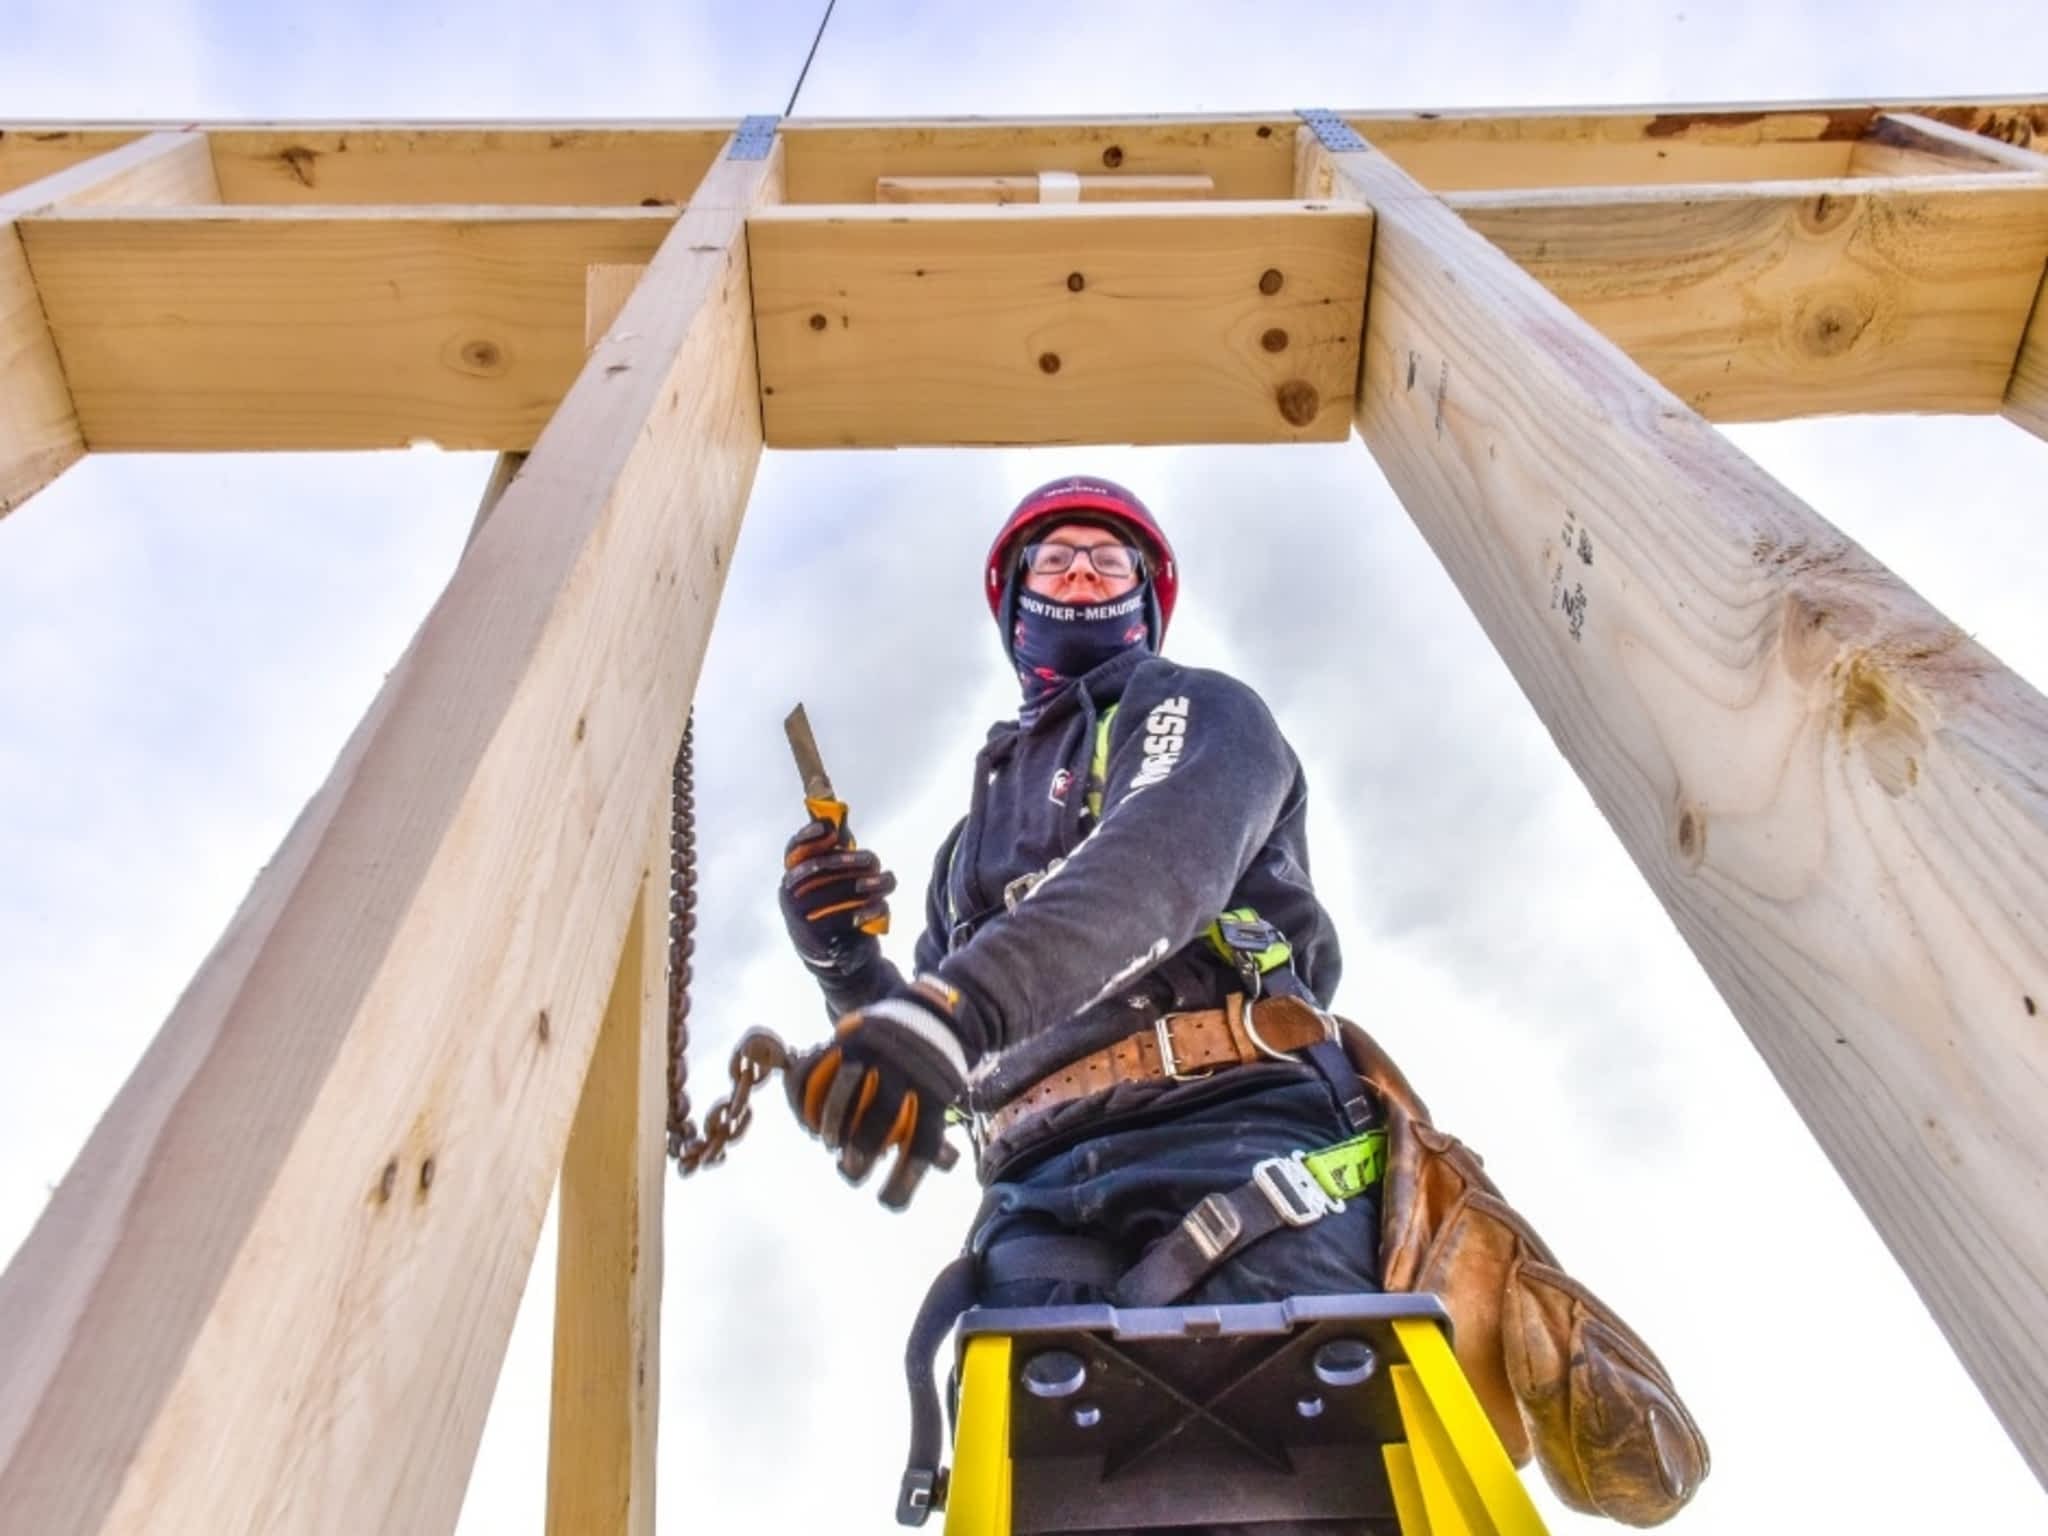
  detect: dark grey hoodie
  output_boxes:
[815,644,1343,1167]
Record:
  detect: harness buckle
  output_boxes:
[1155,1018,1213,1082]
[1253,1151,1346,1227]
[1183,1193,1245,1261]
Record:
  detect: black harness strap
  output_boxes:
[899,1251,978,1526]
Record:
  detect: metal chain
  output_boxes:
[666,709,787,1175]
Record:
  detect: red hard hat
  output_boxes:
[985,475,1179,639]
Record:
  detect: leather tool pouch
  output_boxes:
[1339,1017,1710,1526]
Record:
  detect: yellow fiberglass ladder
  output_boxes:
[913,1293,1549,1536]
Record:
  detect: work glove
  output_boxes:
[779,815,897,979]
[785,979,970,1210]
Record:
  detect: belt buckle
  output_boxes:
[1154,1018,1213,1082]
[1253,1151,1345,1227]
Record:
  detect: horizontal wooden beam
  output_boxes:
[876,172,1212,203]
[207,126,728,205]
[6,101,2045,204]
[1310,125,2048,1491]
[0,129,143,196]
[750,200,1371,447]
[1450,175,2048,419]
[1,131,220,513]
[0,135,777,1536]
[21,207,672,451]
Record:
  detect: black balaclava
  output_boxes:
[1003,520,1155,722]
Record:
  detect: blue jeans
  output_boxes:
[970,1076,1382,1309]
[965,1077,1386,1534]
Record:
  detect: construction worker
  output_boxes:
[777,474,1382,1311]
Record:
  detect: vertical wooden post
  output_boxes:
[547,834,668,1536]
[1303,124,2048,1485]
[0,132,780,1536]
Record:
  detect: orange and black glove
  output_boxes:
[778,815,897,980]
[785,980,970,1210]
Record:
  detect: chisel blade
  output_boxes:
[783,704,836,803]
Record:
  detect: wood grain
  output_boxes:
[1308,125,2048,1488]
[0,135,778,1536]
[21,206,673,451]
[547,843,666,1536]
[1,131,219,514]
[750,200,1370,446]
[1451,175,2048,419]
[207,126,727,206]
[0,129,141,197]
[8,104,2046,205]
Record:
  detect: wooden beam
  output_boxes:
[465,452,529,550]
[750,200,1371,447]
[20,207,673,451]
[0,132,778,1536]
[547,842,666,1536]
[2011,275,2048,441]
[1850,112,2048,178]
[6,103,2046,207]
[0,129,142,196]
[781,102,2048,200]
[1305,125,2048,1488]
[876,173,1213,203]
[1849,123,2048,438]
[1449,175,2048,420]
[1,131,219,514]
[206,127,727,205]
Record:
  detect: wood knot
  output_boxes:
[1675,806,1706,870]
[1101,145,1124,168]
[1275,379,1320,426]
[1259,268,1285,296]
[458,339,505,374]
[808,312,827,331]
[1261,327,1289,353]
[1067,271,1085,292]
[1804,190,1852,232]
[537,1008,552,1043]
[1778,591,1838,684]
[1039,352,1062,375]
[375,1159,398,1204]
[1838,654,1927,797]
[418,1158,437,1195]
[1796,293,1871,359]
[279,145,318,187]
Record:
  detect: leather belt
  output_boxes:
[984,993,1334,1144]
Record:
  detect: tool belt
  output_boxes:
[984,992,1336,1145]
[1339,1016,1710,1526]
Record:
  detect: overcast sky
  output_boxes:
[4,4,2047,1533]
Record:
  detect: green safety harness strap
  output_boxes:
[1303,1128,1387,1201]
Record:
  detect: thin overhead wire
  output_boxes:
[783,0,840,117]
